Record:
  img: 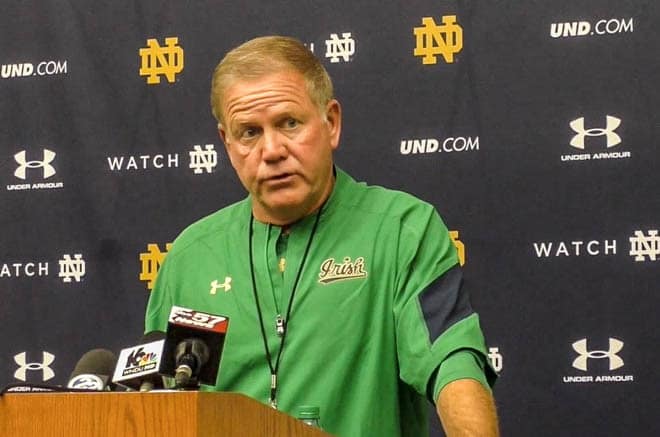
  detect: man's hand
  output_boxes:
[436,378,499,436]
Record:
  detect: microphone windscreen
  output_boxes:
[68,348,117,382]
[141,330,166,343]
[160,306,229,387]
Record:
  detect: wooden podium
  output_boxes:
[0,391,332,436]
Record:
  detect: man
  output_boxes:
[145,35,499,436]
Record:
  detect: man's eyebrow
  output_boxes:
[228,116,255,127]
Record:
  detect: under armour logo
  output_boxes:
[569,115,621,149]
[14,351,56,381]
[210,277,232,294]
[14,149,56,180]
[572,338,624,371]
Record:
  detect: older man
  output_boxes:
[145,35,498,436]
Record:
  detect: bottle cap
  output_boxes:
[297,405,320,419]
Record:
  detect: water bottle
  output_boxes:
[297,405,321,428]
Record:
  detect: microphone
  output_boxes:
[174,338,210,388]
[112,331,166,391]
[160,305,229,389]
[67,348,117,390]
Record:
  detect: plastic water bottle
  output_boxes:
[297,405,321,428]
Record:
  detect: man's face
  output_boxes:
[219,70,341,225]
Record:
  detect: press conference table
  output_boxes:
[0,391,332,436]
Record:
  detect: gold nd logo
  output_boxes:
[139,243,173,290]
[139,37,184,84]
[449,230,465,266]
[413,16,463,65]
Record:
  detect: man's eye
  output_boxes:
[284,118,298,129]
[241,127,258,138]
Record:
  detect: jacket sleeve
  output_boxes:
[392,203,496,398]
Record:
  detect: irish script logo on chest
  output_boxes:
[318,257,367,284]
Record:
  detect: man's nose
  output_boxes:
[261,129,288,161]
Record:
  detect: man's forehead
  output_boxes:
[223,71,313,119]
[226,70,307,96]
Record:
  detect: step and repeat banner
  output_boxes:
[1,1,658,435]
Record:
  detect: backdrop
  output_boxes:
[1,1,658,435]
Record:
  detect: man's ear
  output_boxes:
[218,124,229,150]
[325,99,342,151]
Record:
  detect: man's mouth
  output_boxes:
[269,171,293,179]
[263,172,295,184]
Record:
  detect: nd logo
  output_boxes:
[139,37,184,84]
[413,16,463,65]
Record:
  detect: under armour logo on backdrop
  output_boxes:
[572,338,624,371]
[569,116,621,149]
[14,149,56,180]
[14,351,56,381]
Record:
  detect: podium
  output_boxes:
[0,391,332,436]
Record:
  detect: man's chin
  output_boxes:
[254,194,316,223]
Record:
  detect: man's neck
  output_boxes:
[252,197,327,227]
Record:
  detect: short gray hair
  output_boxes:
[210,35,334,124]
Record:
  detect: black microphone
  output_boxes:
[174,338,210,387]
[111,331,166,391]
[160,306,229,389]
[67,348,117,390]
